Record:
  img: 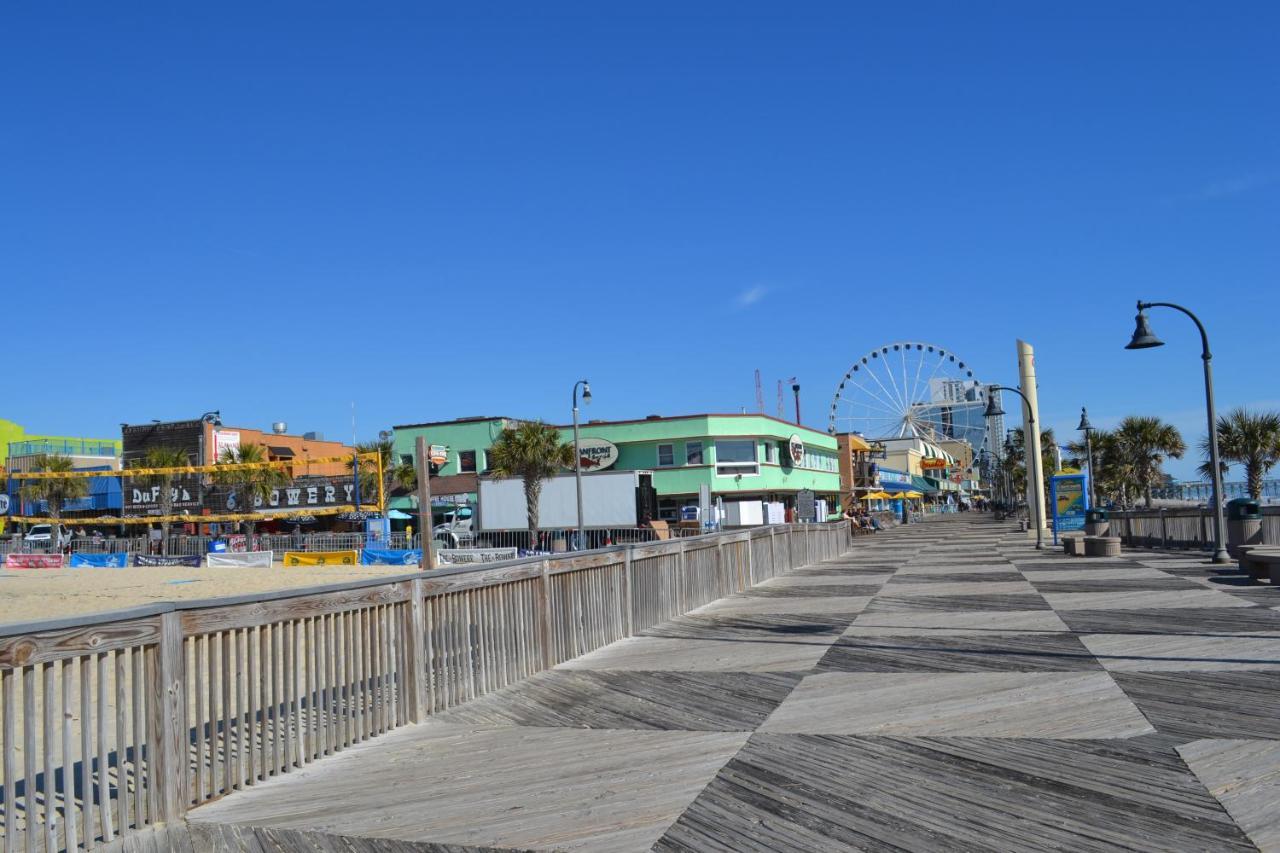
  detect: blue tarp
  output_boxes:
[69,553,129,568]
[359,548,422,566]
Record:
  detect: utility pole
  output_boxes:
[415,436,436,571]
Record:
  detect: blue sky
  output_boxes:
[3,3,1277,479]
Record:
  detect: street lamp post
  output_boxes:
[571,380,592,551]
[986,386,1043,550]
[1125,301,1229,564]
[1077,408,1097,509]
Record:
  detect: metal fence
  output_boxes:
[0,522,852,851]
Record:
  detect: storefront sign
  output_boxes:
[283,550,358,566]
[920,458,949,470]
[788,435,805,466]
[5,554,63,569]
[796,488,817,523]
[570,438,619,472]
[126,479,202,512]
[0,494,9,515]
[212,429,241,462]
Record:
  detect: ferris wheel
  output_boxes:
[827,342,989,450]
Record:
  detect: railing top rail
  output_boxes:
[0,522,837,640]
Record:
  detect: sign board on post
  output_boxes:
[796,488,817,523]
[1050,473,1088,545]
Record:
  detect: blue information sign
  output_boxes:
[1050,473,1089,545]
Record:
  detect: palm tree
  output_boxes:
[486,421,574,551]
[212,443,289,541]
[1114,416,1185,507]
[1004,427,1058,505]
[1065,428,1136,508]
[1201,407,1280,500]
[134,447,190,555]
[348,438,417,513]
[19,454,89,549]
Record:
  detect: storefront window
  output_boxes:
[715,440,759,476]
[686,441,703,465]
[764,443,779,464]
[657,444,674,467]
[458,450,477,473]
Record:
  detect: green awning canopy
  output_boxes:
[911,475,939,494]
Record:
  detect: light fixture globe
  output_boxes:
[1125,311,1164,350]
[983,390,1005,419]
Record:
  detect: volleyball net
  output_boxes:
[7,452,386,526]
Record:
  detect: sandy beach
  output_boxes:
[0,562,419,626]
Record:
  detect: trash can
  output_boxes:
[1225,499,1262,557]
[1085,508,1110,537]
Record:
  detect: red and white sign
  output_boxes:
[212,429,241,462]
[6,554,63,569]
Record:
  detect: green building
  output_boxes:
[390,413,841,524]
[1,418,123,531]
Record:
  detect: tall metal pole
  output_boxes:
[992,385,1043,550]
[572,380,590,552]
[415,436,436,570]
[1083,424,1096,509]
[1135,301,1229,564]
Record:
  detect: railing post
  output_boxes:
[537,560,554,669]
[150,610,187,823]
[622,548,634,638]
[405,579,427,723]
[1160,508,1168,549]
[715,539,726,596]
[769,527,777,578]
[744,533,754,589]
[1200,510,1209,551]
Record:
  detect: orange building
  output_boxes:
[201,422,356,477]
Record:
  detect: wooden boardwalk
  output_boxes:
[187,518,1280,851]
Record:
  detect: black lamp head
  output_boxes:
[1125,310,1164,350]
[1076,407,1093,432]
[982,388,1005,419]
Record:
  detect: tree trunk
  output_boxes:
[1145,486,1154,508]
[1248,464,1263,501]
[525,478,541,554]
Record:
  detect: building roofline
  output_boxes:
[392,416,519,430]
[552,412,834,436]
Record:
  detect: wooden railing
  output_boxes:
[1107,506,1280,551]
[0,522,849,851]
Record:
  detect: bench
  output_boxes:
[1083,536,1122,558]
[1237,545,1280,584]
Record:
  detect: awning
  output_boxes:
[911,475,938,494]
[267,445,296,458]
[843,434,872,452]
[879,480,913,493]
[387,509,414,520]
[919,442,957,465]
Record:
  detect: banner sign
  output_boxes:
[569,438,619,472]
[207,551,274,568]
[1050,474,1089,544]
[437,548,518,565]
[69,552,129,568]
[125,476,203,512]
[133,554,202,567]
[360,548,422,566]
[0,494,10,515]
[920,458,949,470]
[282,550,358,566]
[5,553,63,569]
[211,429,241,462]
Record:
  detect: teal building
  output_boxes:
[390,413,842,523]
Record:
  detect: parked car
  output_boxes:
[24,524,71,548]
